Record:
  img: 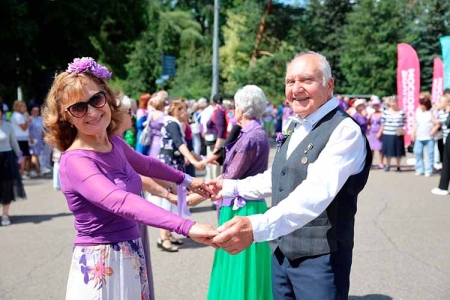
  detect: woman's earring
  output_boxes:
[70,123,74,128]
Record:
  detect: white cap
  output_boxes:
[353,99,366,108]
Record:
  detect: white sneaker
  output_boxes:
[40,167,52,175]
[424,173,432,177]
[415,172,423,176]
[431,188,449,196]
[21,174,30,180]
[29,170,38,178]
[1,215,11,226]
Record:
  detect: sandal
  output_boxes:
[157,238,179,252]
[169,234,183,245]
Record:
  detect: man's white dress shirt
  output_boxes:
[222,98,367,242]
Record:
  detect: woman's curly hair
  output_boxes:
[42,72,122,151]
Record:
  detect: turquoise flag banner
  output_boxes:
[441,36,450,89]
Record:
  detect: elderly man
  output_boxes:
[210,51,372,300]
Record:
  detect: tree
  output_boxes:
[0,0,147,104]
[296,0,353,90]
[125,1,205,97]
[339,0,416,96]
[219,1,301,101]
[411,0,450,92]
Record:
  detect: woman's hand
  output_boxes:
[189,177,215,199]
[188,223,219,248]
[193,160,205,170]
[187,193,206,206]
[206,178,223,200]
[166,193,178,205]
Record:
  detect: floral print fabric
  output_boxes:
[66,238,150,300]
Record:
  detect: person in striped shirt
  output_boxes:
[379,97,406,172]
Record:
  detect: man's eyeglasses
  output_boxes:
[65,91,107,118]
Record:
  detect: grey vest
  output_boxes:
[269,108,372,261]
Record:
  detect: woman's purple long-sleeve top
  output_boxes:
[222,120,269,180]
[60,135,194,245]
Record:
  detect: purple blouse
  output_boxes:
[60,135,194,245]
[352,112,368,133]
[222,120,269,180]
[206,106,227,139]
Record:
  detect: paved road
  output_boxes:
[1,150,450,300]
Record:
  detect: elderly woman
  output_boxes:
[116,95,181,300]
[150,99,206,252]
[42,57,216,300]
[207,85,272,300]
[380,97,407,172]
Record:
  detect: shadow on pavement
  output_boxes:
[349,294,392,300]
[190,205,217,214]
[8,213,72,224]
[175,237,210,249]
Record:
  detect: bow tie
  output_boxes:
[288,115,313,130]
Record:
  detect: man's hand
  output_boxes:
[188,223,219,248]
[207,178,224,200]
[213,216,254,255]
[189,177,215,199]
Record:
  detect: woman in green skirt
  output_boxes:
[207,85,273,300]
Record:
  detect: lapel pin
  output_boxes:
[301,157,308,164]
[304,143,314,154]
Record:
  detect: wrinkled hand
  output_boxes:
[187,193,206,206]
[206,178,223,201]
[167,193,178,205]
[212,216,254,255]
[189,177,215,199]
[193,160,205,171]
[188,223,219,248]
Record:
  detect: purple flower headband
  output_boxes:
[66,57,112,79]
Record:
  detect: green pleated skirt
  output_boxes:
[207,201,273,300]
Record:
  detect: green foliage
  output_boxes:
[230,47,295,103]
[219,1,301,102]
[168,47,213,99]
[411,0,450,92]
[339,0,416,96]
[125,1,206,97]
[0,0,146,104]
[2,0,450,104]
[296,0,353,90]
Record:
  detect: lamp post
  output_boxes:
[211,0,219,98]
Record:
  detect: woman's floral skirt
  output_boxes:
[66,238,150,300]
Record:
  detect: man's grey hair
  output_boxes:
[288,51,332,86]
[234,85,267,119]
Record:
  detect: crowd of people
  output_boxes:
[338,90,450,183]
[1,52,449,300]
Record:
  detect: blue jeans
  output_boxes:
[414,139,435,175]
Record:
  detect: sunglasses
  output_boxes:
[65,91,107,118]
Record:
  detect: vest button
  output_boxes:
[278,237,282,240]
[279,187,283,192]
[281,171,286,176]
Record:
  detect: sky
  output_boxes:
[275,0,308,7]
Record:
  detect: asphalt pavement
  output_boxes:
[1,149,450,300]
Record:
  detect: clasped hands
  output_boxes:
[187,178,254,255]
